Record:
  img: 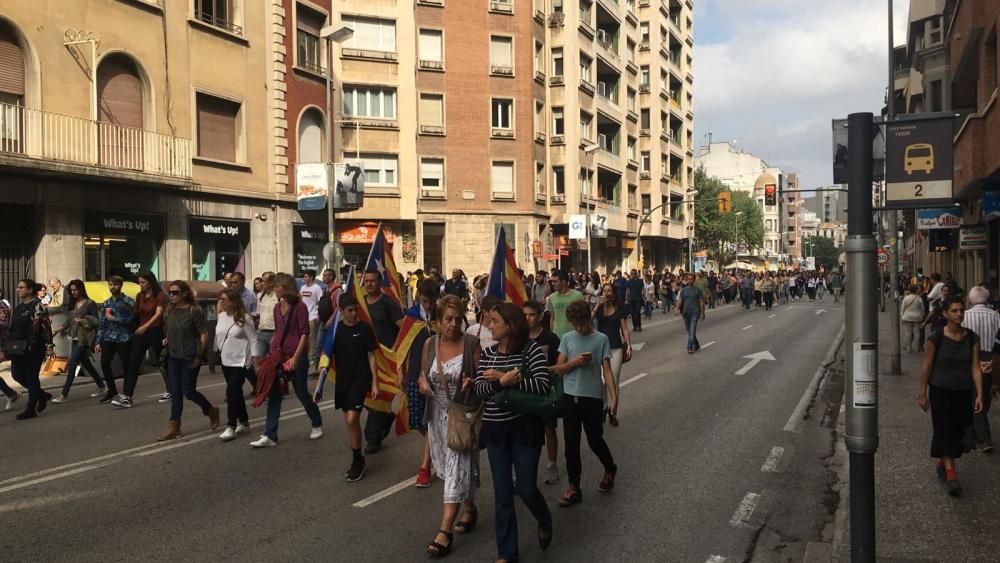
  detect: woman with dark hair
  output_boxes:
[115,271,168,408]
[251,272,323,447]
[215,288,258,441]
[158,281,219,441]
[917,296,985,496]
[475,302,553,562]
[0,288,23,411]
[52,280,105,402]
[5,278,52,419]
[593,283,631,426]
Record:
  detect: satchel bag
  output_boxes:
[434,338,483,453]
[2,338,30,358]
[493,347,562,417]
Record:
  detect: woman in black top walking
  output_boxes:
[475,303,553,563]
[52,280,104,402]
[917,297,985,496]
[593,283,631,425]
[5,279,52,420]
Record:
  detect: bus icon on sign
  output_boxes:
[904,143,934,175]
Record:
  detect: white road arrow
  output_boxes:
[734,350,776,375]
[815,309,828,315]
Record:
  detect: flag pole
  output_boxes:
[364,221,383,268]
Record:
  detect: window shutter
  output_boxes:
[97,56,143,128]
[0,27,24,96]
[418,30,442,62]
[421,159,443,188]
[419,95,442,127]
[491,162,514,193]
[197,93,238,162]
[490,37,511,66]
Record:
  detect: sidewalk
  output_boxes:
[829,308,1000,561]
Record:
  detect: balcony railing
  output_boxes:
[0,102,192,179]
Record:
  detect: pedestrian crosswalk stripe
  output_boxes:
[760,447,785,472]
[742,325,753,330]
[631,342,646,352]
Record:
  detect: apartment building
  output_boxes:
[0,0,295,290]
[805,189,847,224]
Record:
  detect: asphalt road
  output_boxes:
[0,297,844,562]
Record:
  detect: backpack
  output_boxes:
[927,328,977,370]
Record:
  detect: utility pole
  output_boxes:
[886,0,902,376]
[845,112,878,562]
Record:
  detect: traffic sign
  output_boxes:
[876,248,888,265]
[324,242,345,266]
[884,115,954,209]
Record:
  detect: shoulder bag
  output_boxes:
[431,336,483,452]
[493,345,563,417]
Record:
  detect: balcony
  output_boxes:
[342,48,398,62]
[595,39,622,71]
[418,59,444,71]
[596,148,621,170]
[548,12,565,27]
[0,103,192,181]
[550,75,565,86]
[579,79,596,96]
[491,128,515,139]
[595,93,621,118]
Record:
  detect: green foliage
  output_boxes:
[803,235,842,271]
[693,168,765,266]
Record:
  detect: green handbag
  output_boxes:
[493,351,563,417]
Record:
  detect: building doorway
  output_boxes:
[423,223,444,271]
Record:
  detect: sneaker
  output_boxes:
[89,388,107,398]
[111,395,133,409]
[235,423,250,436]
[598,468,617,493]
[250,435,278,448]
[51,395,68,404]
[157,393,173,403]
[309,427,323,440]
[364,441,383,455]
[946,478,962,497]
[4,392,20,411]
[977,442,995,454]
[218,427,237,442]
[415,466,432,488]
[558,484,582,507]
[99,392,115,404]
[346,457,366,482]
[544,464,560,485]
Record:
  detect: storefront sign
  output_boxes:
[293,225,328,272]
[339,222,395,245]
[568,215,587,240]
[296,163,332,211]
[190,217,248,239]
[959,225,988,251]
[984,190,1000,221]
[84,211,164,282]
[885,116,954,209]
[916,208,962,230]
[84,211,164,238]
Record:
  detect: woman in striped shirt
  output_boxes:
[475,302,554,563]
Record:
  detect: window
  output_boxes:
[534,40,543,74]
[552,0,563,12]
[420,158,444,191]
[553,166,565,194]
[640,108,650,129]
[194,0,242,35]
[296,4,325,74]
[579,168,593,196]
[297,108,324,163]
[628,185,637,209]
[341,16,396,52]
[579,52,592,83]
[640,66,649,86]
[351,153,397,187]
[551,48,564,76]
[579,111,592,141]
[627,39,636,65]
[418,93,444,129]
[552,107,564,135]
[342,85,397,119]
[640,151,650,171]
[490,36,514,71]
[535,162,545,194]
[627,88,636,112]
[627,137,636,161]
[491,161,515,195]
[418,29,443,64]
[534,101,544,135]
[196,92,241,162]
[639,22,649,44]
[491,98,513,129]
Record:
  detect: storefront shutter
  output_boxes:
[0,27,25,97]
[97,56,143,128]
[197,93,238,162]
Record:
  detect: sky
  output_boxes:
[692,0,910,192]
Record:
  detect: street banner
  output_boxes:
[333,162,365,210]
[984,190,1000,221]
[916,207,962,230]
[296,163,331,211]
[959,225,988,251]
[885,115,954,209]
[590,213,608,238]
[569,215,587,239]
[805,257,816,271]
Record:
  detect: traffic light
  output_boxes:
[764,184,777,206]
[718,191,732,214]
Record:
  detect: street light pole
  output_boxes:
[885,0,902,376]
[321,25,354,271]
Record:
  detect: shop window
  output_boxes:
[189,218,250,281]
[84,212,163,283]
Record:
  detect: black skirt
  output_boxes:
[928,385,975,459]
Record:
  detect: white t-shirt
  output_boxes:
[214,312,258,368]
[466,323,496,351]
[300,282,322,321]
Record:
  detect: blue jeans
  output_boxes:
[167,356,213,421]
[682,311,700,350]
[643,301,652,318]
[62,340,104,397]
[264,354,322,441]
[256,330,274,357]
[486,443,553,561]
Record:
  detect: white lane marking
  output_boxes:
[620,373,649,388]
[0,490,98,515]
[815,309,828,315]
[733,351,775,376]
[730,492,762,527]
[353,475,419,508]
[146,381,227,398]
[768,314,776,319]
[761,446,785,472]
[784,325,845,433]
[0,402,340,495]
[741,325,754,331]
[706,556,727,563]
[631,342,646,352]
[701,341,716,349]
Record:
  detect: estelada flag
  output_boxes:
[486,225,528,306]
[365,224,403,306]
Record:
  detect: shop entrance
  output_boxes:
[423,223,444,272]
[0,204,34,294]
[189,218,250,281]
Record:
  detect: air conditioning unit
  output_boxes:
[597,133,607,149]
[552,194,566,203]
[419,125,445,135]
[638,84,650,93]
[640,171,651,179]
[550,135,565,145]
[596,29,608,43]
[491,65,514,75]
[418,60,444,70]
[490,1,513,13]
[639,128,650,136]
[550,75,564,85]
[596,82,607,97]
[492,128,515,138]
[548,12,565,26]
[420,189,444,198]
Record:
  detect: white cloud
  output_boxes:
[693,0,910,189]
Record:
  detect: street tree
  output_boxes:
[693,168,764,267]
[803,235,842,271]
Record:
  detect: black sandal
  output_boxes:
[426,530,453,557]
[454,508,478,534]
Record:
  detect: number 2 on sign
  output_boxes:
[914,184,923,197]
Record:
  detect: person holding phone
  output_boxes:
[593,283,631,425]
[551,300,618,508]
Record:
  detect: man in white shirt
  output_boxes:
[963,286,1000,452]
[466,295,500,351]
[299,270,322,375]
[927,272,945,301]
